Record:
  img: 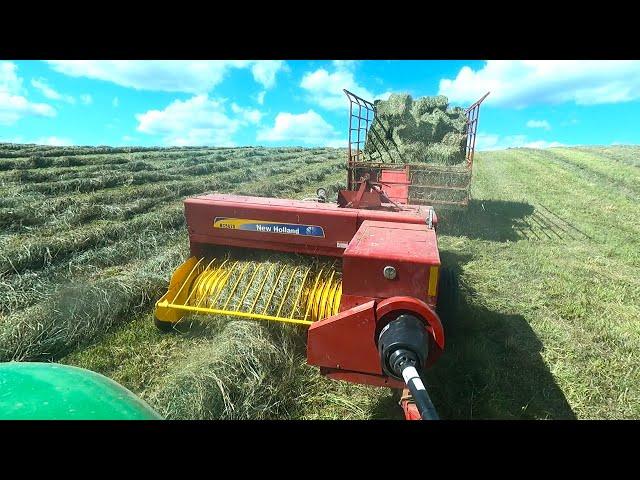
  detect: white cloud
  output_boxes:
[475,133,501,150]
[47,60,286,94]
[257,109,341,146]
[332,60,357,71]
[300,64,392,110]
[250,61,286,89]
[256,90,266,105]
[34,136,73,146]
[231,103,262,124]
[523,140,564,149]
[0,62,23,93]
[0,93,56,124]
[80,94,93,105]
[526,119,551,130]
[112,96,119,107]
[439,60,640,108]
[0,62,56,125]
[30,78,76,104]
[476,131,564,151]
[561,118,578,127]
[136,94,241,147]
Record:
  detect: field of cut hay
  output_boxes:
[1,143,638,419]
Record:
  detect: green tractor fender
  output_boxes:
[0,362,162,420]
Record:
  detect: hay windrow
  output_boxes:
[138,251,345,420]
[145,320,303,419]
[0,243,188,362]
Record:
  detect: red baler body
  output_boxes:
[184,189,445,392]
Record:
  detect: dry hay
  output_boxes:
[366,93,468,165]
[146,252,341,419]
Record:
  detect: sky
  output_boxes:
[1,60,639,150]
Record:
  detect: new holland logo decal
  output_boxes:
[213,217,325,238]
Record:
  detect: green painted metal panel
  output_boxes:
[0,362,162,420]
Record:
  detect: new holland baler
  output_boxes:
[154,90,489,420]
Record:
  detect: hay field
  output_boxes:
[1,143,638,419]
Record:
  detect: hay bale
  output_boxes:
[422,109,454,143]
[411,95,449,116]
[442,132,468,150]
[374,94,412,118]
[399,143,429,163]
[448,112,468,134]
[368,93,468,165]
[423,143,464,165]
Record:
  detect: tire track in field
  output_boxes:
[474,150,623,244]
[538,149,639,201]
[494,149,640,244]
[571,146,640,169]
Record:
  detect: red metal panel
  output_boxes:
[307,296,445,388]
[401,396,422,420]
[380,169,410,204]
[307,301,381,375]
[339,294,377,312]
[357,207,437,229]
[184,194,435,258]
[186,194,358,257]
[342,220,440,302]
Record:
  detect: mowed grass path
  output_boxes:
[1,144,638,419]
[431,145,639,419]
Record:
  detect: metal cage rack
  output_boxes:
[343,89,489,207]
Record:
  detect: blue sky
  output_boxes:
[1,60,639,149]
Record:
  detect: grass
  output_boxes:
[0,143,638,419]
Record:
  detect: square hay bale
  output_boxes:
[448,113,468,134]
[423,143,463,165]
[411,95,449,117]
[399,143,429,163]
[366,93,469,166]
[442,132,468,151]
[374,94,412,118]
[422,110,455,143]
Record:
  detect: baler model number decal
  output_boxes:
[213,217,325,238]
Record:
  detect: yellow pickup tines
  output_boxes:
[155,256,342,327]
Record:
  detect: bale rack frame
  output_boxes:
[343,89,489,207]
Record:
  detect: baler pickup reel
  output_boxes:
[156,256,342,327]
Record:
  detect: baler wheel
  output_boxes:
[436,267,459,329]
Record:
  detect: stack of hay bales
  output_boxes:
[365,93,468,165]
